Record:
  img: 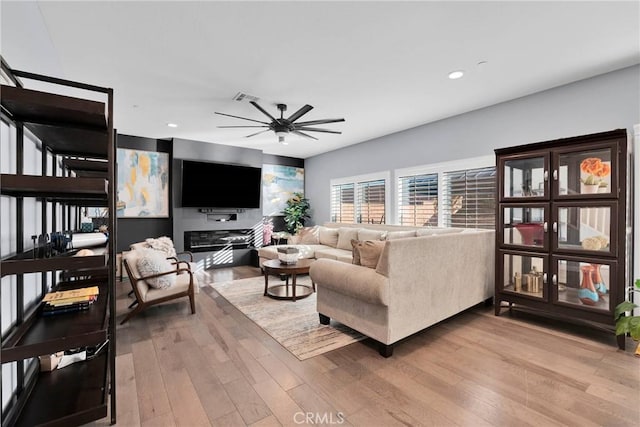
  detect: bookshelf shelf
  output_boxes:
[14,351,109,427]
[2,282,109,363]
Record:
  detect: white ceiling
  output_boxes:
[2,1,639,159]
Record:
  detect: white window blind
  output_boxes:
[330,183,355,223]
[357,179,385,224]
[398,173,438,226]
[443,166,496,229]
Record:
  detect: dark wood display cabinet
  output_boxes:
[0,60,116,426]
[494,129,629,348]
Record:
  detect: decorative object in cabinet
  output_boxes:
[494,129,628,349]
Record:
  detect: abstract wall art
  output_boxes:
[116,148,169,217]
[262,164,304,216]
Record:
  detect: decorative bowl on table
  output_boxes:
[277,246,300,265]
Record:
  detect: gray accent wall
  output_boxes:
[172,138,264,252]
[305,65,640,224]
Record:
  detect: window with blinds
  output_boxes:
[330,183,355,223]
[442,166,496,229]
[398,173,438,226]
[357,179,385,224]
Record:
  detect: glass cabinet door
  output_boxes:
[554,203,615,256]
[554,144,616,197]
[552,257,615,313]
[501,154,548,200]
[501,252,547,300]
[501,205,548,249]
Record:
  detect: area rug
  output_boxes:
[208,276,366,360]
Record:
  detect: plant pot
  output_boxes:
[581,183,599,194]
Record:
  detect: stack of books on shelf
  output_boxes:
[41,286,99,316]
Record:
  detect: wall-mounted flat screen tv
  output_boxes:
[181,160,261,208]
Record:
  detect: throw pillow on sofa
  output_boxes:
[351,239,362,265]
[145,236,177,257]
[136,249,176,289]
[337,227,359,250]
[318,226,339,247]
[354,240,386,269]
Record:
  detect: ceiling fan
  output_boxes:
[215,102,345,144]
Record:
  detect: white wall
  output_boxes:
[305,65,640,226]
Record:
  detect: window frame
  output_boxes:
[393,155,495,227]
[330,171,391,225]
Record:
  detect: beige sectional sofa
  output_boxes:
[260,223,495,357]
[257,222,436,266]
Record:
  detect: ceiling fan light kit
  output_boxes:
[215,101,345,144]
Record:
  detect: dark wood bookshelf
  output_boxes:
[1,282,109,363]
[1,61,116,426]
[14,351,109,427]
[0,174,107,200]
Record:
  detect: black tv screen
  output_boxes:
[181,160,261,208]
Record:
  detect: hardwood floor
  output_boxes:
[90,266,639,426]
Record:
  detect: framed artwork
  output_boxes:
[116,148,170,217]
[262,164,304,216]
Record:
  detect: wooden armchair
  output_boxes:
[120,249,196,324]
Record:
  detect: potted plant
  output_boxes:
[283,192,311,234]
[614,279,640,356]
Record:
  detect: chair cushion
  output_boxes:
[145,272,192,302]
[136,249,176,289]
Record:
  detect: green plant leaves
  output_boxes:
[282,192,311,234]
[614,301,638,319]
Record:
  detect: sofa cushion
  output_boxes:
[337,227,359,250]
[297,226,320,244]
[358,228,386,241]
[315,247,352,263]
[357,240,386,268]
[310,259,390,306]
[318,226,339,247]
[386,230,416,240]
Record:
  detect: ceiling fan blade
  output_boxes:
[215,111,269,124]
[246,129,271,138]
[292,118,345,126]
[217,125,269,128]
[292,130,318,140]
[295,127,342,134]
[288,104,314,122]
[249,101,278,122]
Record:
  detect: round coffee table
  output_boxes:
[263,258,315,301]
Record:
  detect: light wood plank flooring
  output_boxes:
[90,266,639,426]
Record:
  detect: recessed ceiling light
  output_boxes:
[167,123,178,128]
[448,70,465,80]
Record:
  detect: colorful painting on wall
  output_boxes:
[116,148,169,217]
[262,164,305,216]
